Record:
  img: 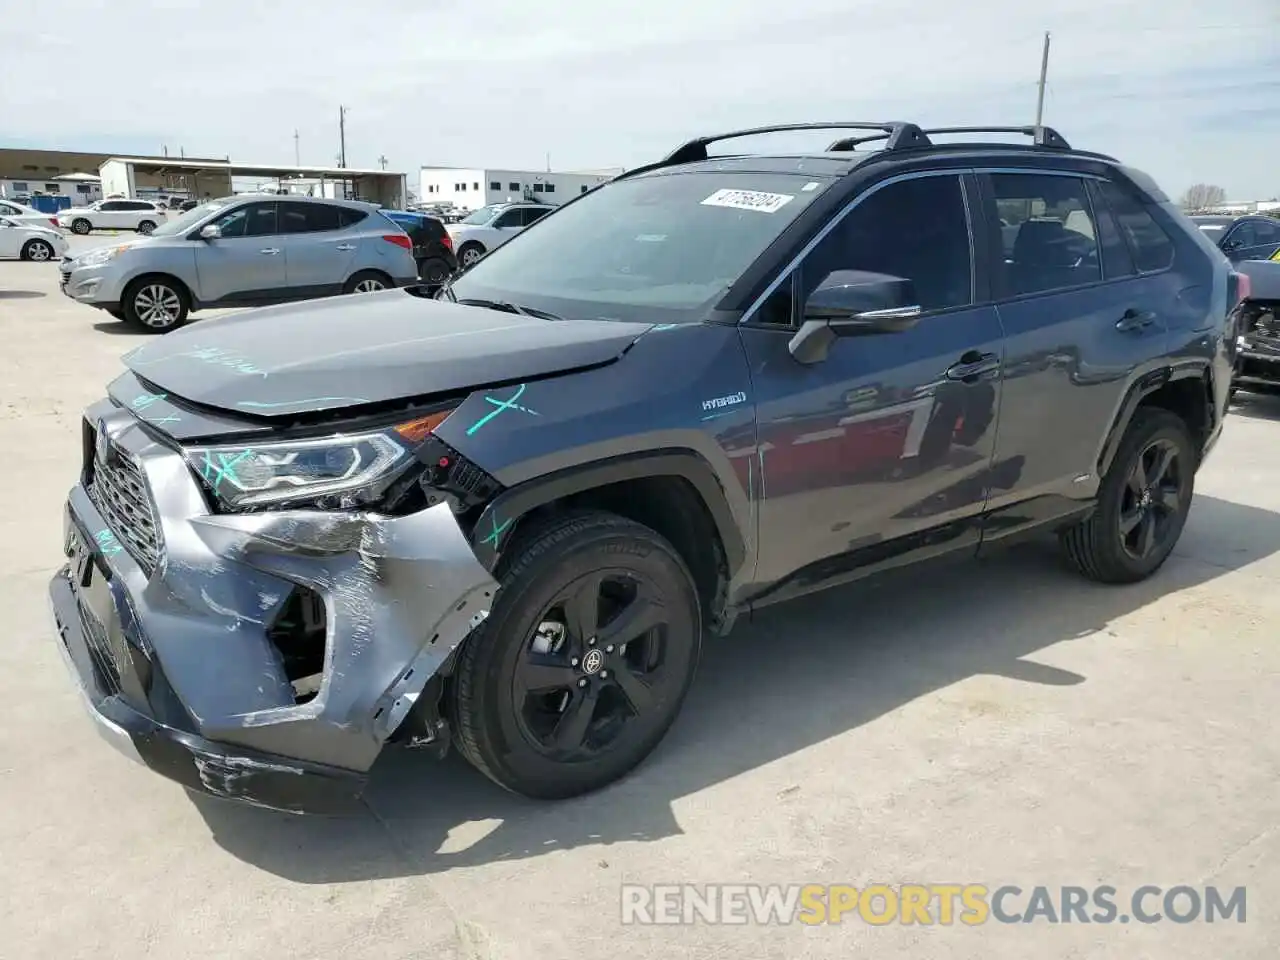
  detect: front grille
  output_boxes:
[87,441,162,574]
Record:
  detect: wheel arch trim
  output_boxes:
[468,449,747,577]
[1096,359,1213,477]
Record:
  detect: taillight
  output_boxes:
[48,218,58,227]
[440,232,452,251]
[1232,271,1251,307]
[382,233,413,250]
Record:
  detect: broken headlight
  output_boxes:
[185,431,409,509]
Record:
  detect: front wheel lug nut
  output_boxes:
[588,637,596,646]
[570,657,579,667]
[600,670,609,679]
[605,644,614,654]
[578,678,588,688]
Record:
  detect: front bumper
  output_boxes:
[59,258,126,306]
[1233,344,1280,388]
[48,400,499,813]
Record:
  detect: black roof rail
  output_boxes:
[660,122,930,166]
[920,125,1071,149]
[830,124,1072,152]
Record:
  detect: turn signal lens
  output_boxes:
[394,408,456,443]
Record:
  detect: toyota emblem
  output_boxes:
[581,649,605,675]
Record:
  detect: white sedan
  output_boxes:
[0,199,62,231]
[0,218,68,261]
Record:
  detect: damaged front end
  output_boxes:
[48,388,502,814]
[1234,300,1280,390]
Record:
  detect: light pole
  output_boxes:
[1034,32,1051,127]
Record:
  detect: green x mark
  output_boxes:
[201,449,255,490]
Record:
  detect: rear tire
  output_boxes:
[343,269,391,294]
[417,257,451,284]
[137,220,157,235]
[21,239,55,262]
[452,512,702,799]
[1059,408,1196,583]
[71,218,92,235]
[122,276,189,333]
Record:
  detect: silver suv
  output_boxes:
[59,195,420,332]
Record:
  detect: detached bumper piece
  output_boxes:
[47,400,500,813]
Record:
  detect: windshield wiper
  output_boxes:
[456,298,566,321]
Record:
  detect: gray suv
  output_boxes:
[59,195,420,332]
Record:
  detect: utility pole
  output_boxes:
[294,130,300,166]
[545,152,551,173]
[1034,31,1051,127]
[338,106,348,168]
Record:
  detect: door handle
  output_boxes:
[1116,309,1156,332]
[259,247,280,255]
[944,351,1000,382]
[335,243,356,251]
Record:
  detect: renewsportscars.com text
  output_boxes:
[620,884,1247,926]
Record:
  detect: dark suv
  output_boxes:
[48,122,1239,812]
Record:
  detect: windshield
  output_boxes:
[149,200,230,238]
[449,172,829,322]
[460,205,501,225]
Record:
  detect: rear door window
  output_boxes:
[986,173,1101,296]
[278,203,342,233]
[1095,180,1175,273]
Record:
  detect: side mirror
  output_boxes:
[199,223,222,240]
[788,270,923,364]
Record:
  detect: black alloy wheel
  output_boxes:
[513,570,674,760]
[1060,408,1195,583]
[1118,437,1184,561]
[452,512,702,799]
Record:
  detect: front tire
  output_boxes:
[137,220,157,235]
[452,512,702,799]
[458,242,485,267]
[21,239,55,262]
[71,218,92,235]
[1060,408,1196,583]
[122,277,189,333]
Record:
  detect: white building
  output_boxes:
[418,167,623,211]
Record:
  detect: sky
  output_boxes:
[3,0,1278,201]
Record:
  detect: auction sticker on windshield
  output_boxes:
[701,189,795,214]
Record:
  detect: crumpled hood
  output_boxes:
[122,288,654,416]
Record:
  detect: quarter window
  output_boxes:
[798,174,974,316]
[988,173,1101,295]
[1095,180,1174,273]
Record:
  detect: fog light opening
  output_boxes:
[266,585,327,704]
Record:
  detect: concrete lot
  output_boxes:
[1,237,1277,959]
